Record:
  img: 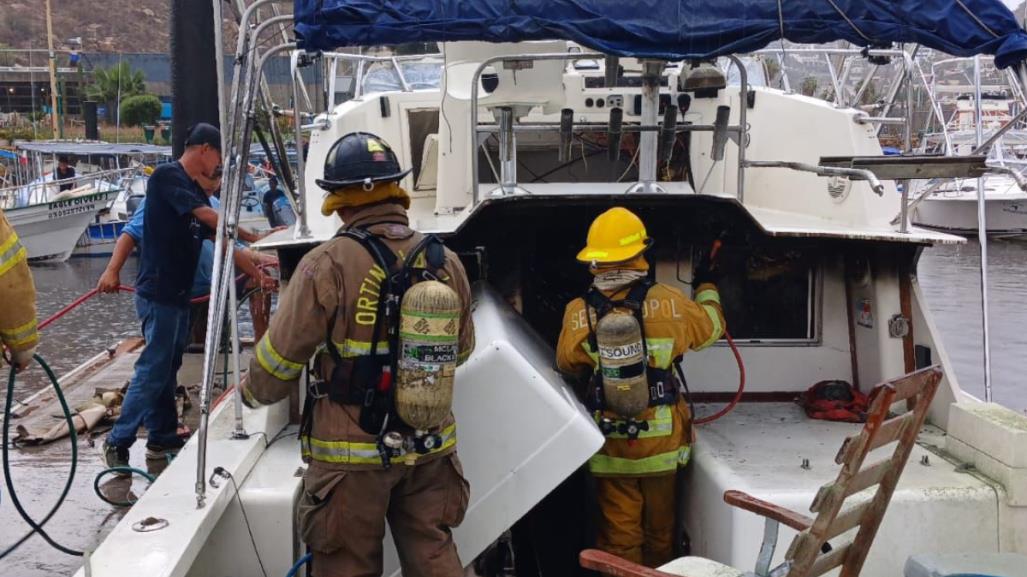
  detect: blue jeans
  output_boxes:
[108,296,191,449]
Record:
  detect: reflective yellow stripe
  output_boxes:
[597,405,674,439]
[332,338,390,358]
[255,334,304,381]
[0,232,27,276]
[583,342,599,363]
[0,317,38,347]
[588,445,691,475]
[645,338,674,369]
[695,289,720,305]
[301,424,457,465]
[618,232,642,246]
[696,304,723,350]
[583,337,674,369]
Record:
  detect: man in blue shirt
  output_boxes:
[97,124,255,470]
[100,193,278,339]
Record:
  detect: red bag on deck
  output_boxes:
[800,380,869,423]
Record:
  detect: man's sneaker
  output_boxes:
[100,440,130,477]
[145,439,185,463]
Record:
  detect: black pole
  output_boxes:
[83,101,99,140]
[170,0,220,159]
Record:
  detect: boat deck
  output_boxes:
[686,402,998,577]
[1,342,247,577]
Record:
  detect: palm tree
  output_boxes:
[85,62,146,123]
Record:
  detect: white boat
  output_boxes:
[912,174,1027,233]
[4,189,117,261]
[14,3,1021,577]
[904,58,1027,234]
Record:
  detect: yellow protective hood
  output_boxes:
[321,181,411,216]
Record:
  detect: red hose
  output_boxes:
[691,238,744,425]
[693,330,745,425]
[38,288,101,331]
[37,264,277,331]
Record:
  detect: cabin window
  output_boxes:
[710,247,818,343]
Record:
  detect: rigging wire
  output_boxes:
[823,0,875,45]
[954,0,1000,38]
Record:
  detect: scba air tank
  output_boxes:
[596,311,649,418]
[396,280,461,430]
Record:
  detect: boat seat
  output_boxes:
[581,366,944,577]
[659,556,746,577]
[904,553,1027,577]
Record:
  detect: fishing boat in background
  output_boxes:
[0,141,171,260]
[905,58,1027,234]
[911,170,1027,234]
[2,188,117,261]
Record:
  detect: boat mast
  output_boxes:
[44,0,61,138]
[973,55,993,401]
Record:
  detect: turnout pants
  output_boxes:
[299,453,470,577]
[595,473,677,568]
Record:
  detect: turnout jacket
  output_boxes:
[245,202,475,470]
[556,281,724,477]
[0,210,38,365]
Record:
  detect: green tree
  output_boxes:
[859,81,880,107]
[800,76,819,97]
[120,94,162,127]
[0,43,14,67]
[85,62,146,123]
[763,58,781,88]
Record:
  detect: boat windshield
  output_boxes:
[361,58,444,94]
[399,60,443,89]
[723,56,766,87]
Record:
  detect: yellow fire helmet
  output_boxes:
[576,207,652,265]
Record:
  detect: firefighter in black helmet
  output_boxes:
[243,132,475,577]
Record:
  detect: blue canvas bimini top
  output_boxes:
[294,0,1027,69]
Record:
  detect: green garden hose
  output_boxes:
[1,354,83,559]
[93,466,155,508]
[2,287,264,558]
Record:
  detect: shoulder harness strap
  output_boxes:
[331,228,397,359]
[585,277,655,354]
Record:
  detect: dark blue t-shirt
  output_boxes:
[135,162,211,307]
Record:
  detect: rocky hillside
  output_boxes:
[0,0,241,55]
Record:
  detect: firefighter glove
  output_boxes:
[9,346,36,372]
[692,251,720,289]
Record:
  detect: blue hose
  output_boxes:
[286,552,312,577]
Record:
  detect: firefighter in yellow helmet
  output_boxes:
[241,132,474,577]
[556,207,724,567]
[0,209,39,372]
